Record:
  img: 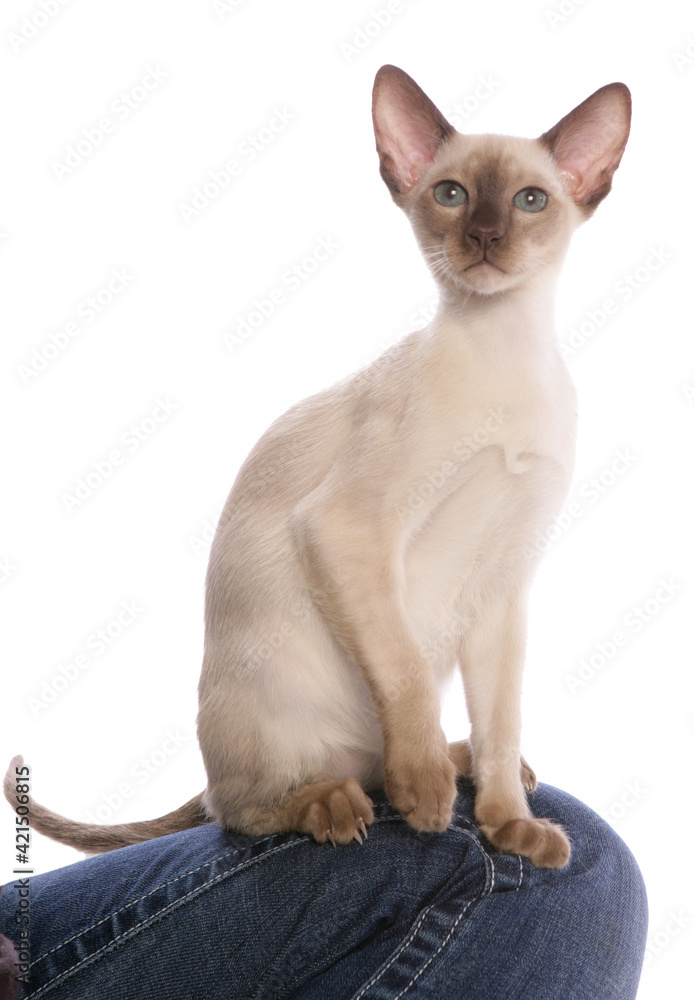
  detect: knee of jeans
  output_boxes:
[564,797,649,959]
[532,787,648,945]
[601,823,647,930]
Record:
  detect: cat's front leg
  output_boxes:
[459,589,570,868]
[292,498,457,833]
[379,677,458,833]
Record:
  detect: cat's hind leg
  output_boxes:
[448,739,537,791]
[206,777,374,846]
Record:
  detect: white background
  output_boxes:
[1,1,692,996]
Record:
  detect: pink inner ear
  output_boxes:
[554,122,626,205]
[373,67,453,195]
[375,94,442,192]
[380,120,439,192]
[542,84,630,208]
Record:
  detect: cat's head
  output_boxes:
[372,66,631,299]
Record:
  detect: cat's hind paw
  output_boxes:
[297,778,374,846]
[520,757,537,792]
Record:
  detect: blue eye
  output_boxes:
[434,181,468,207]
[513,188,548,212]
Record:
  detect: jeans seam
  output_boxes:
[351,827,499,1000]
[392,902,473,1000]
[33,832,278,964]
[25,816,510,999]
[26,836,301,998]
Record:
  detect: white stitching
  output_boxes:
[27,818,517,999]
[351,906,431,1000]
[27,836,298,998]
[36,832,279,962]
[392,903,472,1000]
[351,828,497,1000]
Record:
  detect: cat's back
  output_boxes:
[216,328,429,530]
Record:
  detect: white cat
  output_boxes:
[6,66,630,868]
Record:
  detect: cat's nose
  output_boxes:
[467,226,503,254]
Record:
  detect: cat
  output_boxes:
[5,65,630,869]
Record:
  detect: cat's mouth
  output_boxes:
[465,258,504,273]
[455,256,518,295]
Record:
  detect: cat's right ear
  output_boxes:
[540,83,631,212]
[372,66,454,196]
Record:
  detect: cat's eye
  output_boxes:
[434,182,468,207]
[513,188,548,213]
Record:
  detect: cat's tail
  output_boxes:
[4,755,210,855]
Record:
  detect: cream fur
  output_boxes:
[5,67,631,868]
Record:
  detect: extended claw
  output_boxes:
[357,817,368,840]
[326,830,337,848]
[352,827,363,845]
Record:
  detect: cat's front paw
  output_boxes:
[481,816,570,869]
[386,755,457,833]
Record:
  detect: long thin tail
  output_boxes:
[4,755,210,855]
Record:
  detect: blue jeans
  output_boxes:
[0,783,647,999]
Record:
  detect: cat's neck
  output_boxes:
[422,269,575,451]
[432,269,561,363]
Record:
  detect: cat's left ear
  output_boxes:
[540,83,631,211]
[372,65,454,196]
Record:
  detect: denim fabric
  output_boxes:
[0,783,647,1000]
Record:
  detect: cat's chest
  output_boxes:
[402,443,570,660]
[391,329,577,564]
[424,347,576,482]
